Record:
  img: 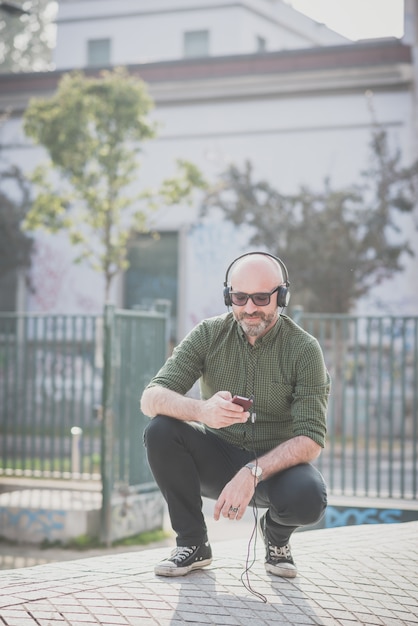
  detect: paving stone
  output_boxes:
[0,522,417,625]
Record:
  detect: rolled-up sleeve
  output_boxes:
[291,338,331,447]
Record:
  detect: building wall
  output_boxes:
[1,3,416,339]
[151,90,417,335]
[53,0,347,69]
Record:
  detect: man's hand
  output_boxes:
[213,467,257,521]
[141,386,250,425]
[198,391,250,429]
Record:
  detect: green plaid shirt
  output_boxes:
[146,313,330,452]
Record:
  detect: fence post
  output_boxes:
[100,304,115,546]
[70,426,83,476]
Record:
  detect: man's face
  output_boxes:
[235,303,277,338]
[229,260,283,340]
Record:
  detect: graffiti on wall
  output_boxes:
[324,506,418,528]
[0,507,65,542]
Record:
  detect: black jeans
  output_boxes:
[144,415,327,547]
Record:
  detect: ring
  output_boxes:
[229,506,239,513]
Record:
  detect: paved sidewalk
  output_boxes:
[0,521,417,626]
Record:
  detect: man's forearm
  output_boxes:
[141,386,201,421]
[251,435,321,481]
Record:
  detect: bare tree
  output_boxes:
[204,129,418,313]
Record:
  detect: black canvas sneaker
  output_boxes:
[260,512,297,578]
[154,542,212,577]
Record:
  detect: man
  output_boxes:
[141,251,330,578]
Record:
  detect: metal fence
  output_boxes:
[1,310,417,504]
[294,310,418,500]
[100,304,169,542]
[0,313,103,479]
[0,306,169,490]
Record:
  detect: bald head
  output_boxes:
[229,253,284,291]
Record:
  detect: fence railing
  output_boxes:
[1,310,417,503]
[294,310,418,500]
[0,313,103,479]
[100,305,169,543]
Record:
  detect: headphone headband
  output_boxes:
[223,251,290,308]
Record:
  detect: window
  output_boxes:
[87,38,111,67]
[124,232,179,343]
[183,30,210,58]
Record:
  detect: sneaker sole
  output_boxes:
[265,562,297,578]
[154,557,212,577]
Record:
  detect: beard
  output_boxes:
[235,310,278,337]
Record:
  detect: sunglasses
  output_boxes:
[229,285,281,306]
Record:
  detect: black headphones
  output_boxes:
[223,251,290,308]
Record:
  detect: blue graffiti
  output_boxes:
[0,507,65,540]
[325,506,403,528]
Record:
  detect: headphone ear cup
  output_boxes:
[224,286,232,307]
[277,286,290,308]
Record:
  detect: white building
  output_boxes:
[1,0,417,341]
[53,0,348,70]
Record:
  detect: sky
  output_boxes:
[284,0,404,41]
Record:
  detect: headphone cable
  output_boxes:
[240,403,267,603]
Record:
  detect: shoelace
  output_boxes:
[268,543,292,561]
[170,546,196,563]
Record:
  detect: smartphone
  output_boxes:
[232,395,253,411]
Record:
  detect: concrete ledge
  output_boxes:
[0,488,165,544]
[109,490,165,542]
[1,479,416,545]
[308,495,418,530]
